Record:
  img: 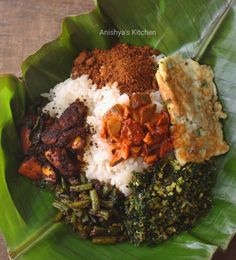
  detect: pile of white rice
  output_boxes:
[42,75,163,195]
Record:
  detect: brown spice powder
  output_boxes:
[71,43,159,95]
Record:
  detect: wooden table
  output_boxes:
[0,1,235,259]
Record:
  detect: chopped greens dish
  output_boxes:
[125,158,214,245]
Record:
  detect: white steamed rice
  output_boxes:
[42,75,163,195]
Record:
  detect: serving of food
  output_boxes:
[18,43,229,246]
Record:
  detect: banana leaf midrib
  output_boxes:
[9,221,58,259]
[3,0,236,259]
[194,0,233,61]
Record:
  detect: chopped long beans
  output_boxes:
[53,177,126,244]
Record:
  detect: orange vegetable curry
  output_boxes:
[101,93,173,166]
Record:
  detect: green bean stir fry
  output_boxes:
[53,173,126,244]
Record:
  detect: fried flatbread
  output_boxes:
[156,55,229,165]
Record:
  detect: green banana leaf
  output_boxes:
[0,0,236,259]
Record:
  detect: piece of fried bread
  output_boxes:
[156,55,229,165]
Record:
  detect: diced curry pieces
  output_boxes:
[101,93,173,166]
[18,100,87,182]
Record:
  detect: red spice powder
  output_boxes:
[71,43,159,95]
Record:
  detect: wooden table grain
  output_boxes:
[0,1,235,259]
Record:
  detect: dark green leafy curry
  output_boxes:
[125,158,214,245]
